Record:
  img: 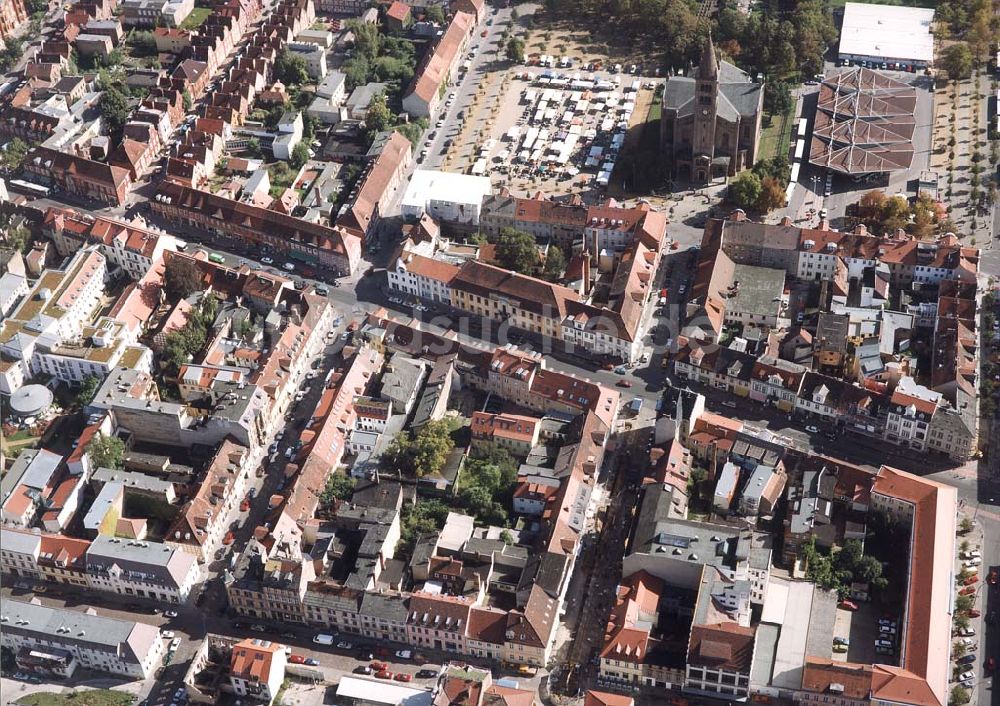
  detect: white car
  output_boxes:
[805,425,820,433]
[282,262,295,272]
[164,610,178,618]
[169,637,182,651]
[958,670,975,683]
[395,650,413,659]
[261,256,274,265]
[957,626,976,637]
[336,641,353,649]
[162,631,176,639]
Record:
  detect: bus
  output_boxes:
[208,253,225,265]
[798,118,807,138]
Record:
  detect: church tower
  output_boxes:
[692,35,720,179]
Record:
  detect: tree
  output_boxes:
[857,190,887,226]
[364,92,393,135]
[290,142,310,169]
[342,56,372,90]
[763,81,792,116]
[959,517,974,534]
[506,36,525,63]
[495,227,540,275]
[941,43,973,81]
[880,195,910,233]
[275,50,308,85]
[381,419,455,477]
[87,434,125,469]
[164,256,202,300]
[129,30,157,56]
[182,89,193,111]
[756,176,786,213]
[320,472,355,506]
[955,594,974,613]
[349,20,382,61]
[729,171,762,211]
[99,85,131,139]
[424,4,446,23]
[499,529,514,545]
[245,138,262,159]
[0,137,29,173]
[75,374,101,407]
[543,245,566,281]
[950,687,970,706]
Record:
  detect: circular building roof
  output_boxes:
[9,384,54,418]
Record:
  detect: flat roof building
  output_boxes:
[837,3,934,67]
[400,169,492,226]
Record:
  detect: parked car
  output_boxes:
[833,637,850,646]
[371,661,389,672]
[987,656,996,672]
[305,658,320,666]
[395,650,413,660]
[162,631,176,639]
[805,425,820,433]
[958,670,975,683]
[355,665,373,675]
[164,610,178,618]
[223,531,235,545]
[957,654,977,665]
[261,256,274,265]
[169,638,182,651]
[416,669,439,679]
[336,641,353,649]
[838,599,859,611]
[963,575,979,586]
[375,670,393,680]
[395,673,413,682]
[960,586,976,596]
[289,655,306,664]
[616,380,632,388]
[251,624,267,633]
[957,626,976,637]
[968,610,981,618]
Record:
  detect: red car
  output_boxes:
[968,610,981,618]
[480,29,488,36]
[394,674,412,682]
[989,570,998,585]
[963,575,978,586]
[601,363,615,371]
[986,656,995,672]
[375,670,393,680]
[289,655,305,664]
[240,499,250,512]
[960,586,976,596]
[838,600,859,611]
[371,661,389,672]
[616,380,632,388]
[223,531,235,545]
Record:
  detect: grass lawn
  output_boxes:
[17,691,135,706]
[758,105,796,162]
[180,6,212,30]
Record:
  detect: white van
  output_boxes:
[313,634,334,645]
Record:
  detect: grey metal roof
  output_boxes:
[0,599,158,662]
[0,528,41,556]
[20,449,62,491]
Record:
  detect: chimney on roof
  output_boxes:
[731,209,746,222]
[854,223,868,236]
[780,216,792,227]
[818,218,829,231]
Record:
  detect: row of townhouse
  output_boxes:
[673,338,976,461]
[224,323,619,668]
[387,211,667,364]
[1,599,164,679]
[1,527,200,603]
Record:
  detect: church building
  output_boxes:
[660,36,764,183]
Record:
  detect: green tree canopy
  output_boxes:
[290,142,311,169]
[763,80,792,116]
[365,92,393,135]
[424,4,446,23]
[1,137,29,173]
[99,85,131,139]
[729,171,762,211]
[348,20,382,61]
[381,419,455,477]
[543,245,566,281]
[941,43,973,81]
[87,434,125,469]
[76,374,101,407]
[320,472,356,506]
[756,176,786,213]
[506,36,525,63]
[164,256,203,300]
[275,50,309,85]
[494,227,540,275]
